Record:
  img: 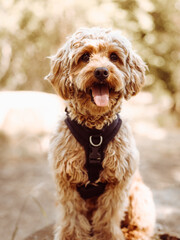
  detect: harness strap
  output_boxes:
[65,113,122,199]
[77,182,106,200]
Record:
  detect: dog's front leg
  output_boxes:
[54,186,91,240]
[91,183,128,240]
[122,172,156,240]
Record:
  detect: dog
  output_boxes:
[45,27,156,240]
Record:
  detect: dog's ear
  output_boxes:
[45,47,73,100]
[124,51,146,100]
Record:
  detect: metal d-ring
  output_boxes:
[89,136,103,147]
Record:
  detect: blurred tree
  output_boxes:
[0,0,79,92]
[112,0,180,119]
[0,0,179,121]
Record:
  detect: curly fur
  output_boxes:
[46,27,155,240]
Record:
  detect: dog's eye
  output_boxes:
[80,52,90,62]
[110,53,119,62]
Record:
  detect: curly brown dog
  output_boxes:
[45,27,156,240]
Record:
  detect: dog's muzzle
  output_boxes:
[94,67,109,82]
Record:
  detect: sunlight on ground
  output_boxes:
[0,91,170,141]
[172,169,180,182]
[122,92,168,140]
[0,91,65,135]
[133,122,167,140]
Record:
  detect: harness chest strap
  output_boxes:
[65,114,122,199]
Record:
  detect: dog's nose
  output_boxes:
[94,67,109,81]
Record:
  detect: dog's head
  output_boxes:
[45,27,146,116]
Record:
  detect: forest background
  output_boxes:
[1,0,180,124]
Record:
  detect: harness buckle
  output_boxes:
[89,135,103,147]
[89,135,103,165]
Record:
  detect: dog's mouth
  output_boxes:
[89,83,110,107]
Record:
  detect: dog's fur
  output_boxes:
[45,27,156,240]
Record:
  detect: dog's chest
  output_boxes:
[64,115,122,183]
[53,117,137,189]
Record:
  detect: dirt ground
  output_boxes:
[0,91,180,240]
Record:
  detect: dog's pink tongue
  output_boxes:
[92,85,109,107]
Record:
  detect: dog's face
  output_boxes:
[46,28,146,116]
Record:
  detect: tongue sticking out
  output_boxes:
[91,85,109,107]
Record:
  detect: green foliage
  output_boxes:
[112,0,180,116]
[0,0,179,117]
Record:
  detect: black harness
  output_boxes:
[65,113,122,199]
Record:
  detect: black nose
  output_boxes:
[94,67,109,81]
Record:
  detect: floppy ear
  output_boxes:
[124,51,146,100]
[45,47,73,100]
